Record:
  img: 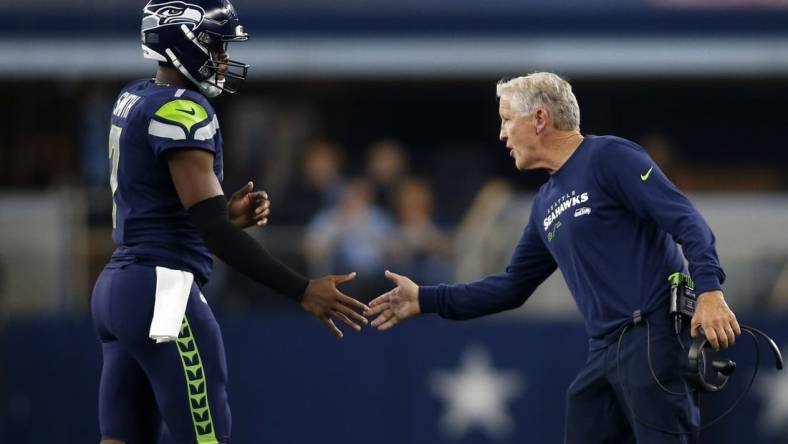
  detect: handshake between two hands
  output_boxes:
[228,183,420,338]
[300,270,742,349]
[300,270,422,338]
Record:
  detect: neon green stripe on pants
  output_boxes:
[176,316,219,444]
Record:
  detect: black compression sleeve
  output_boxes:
[187,195,309,302]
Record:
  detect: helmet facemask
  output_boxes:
[196,29,249,96]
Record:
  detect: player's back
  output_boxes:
[108,79,224,284]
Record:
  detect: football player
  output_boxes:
[91,1,369,443]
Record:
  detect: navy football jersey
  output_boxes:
[107,79,224,284]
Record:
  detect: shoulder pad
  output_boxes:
[153,99,210,132]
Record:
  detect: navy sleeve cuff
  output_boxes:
[692,273,722,295]
[418,285,440,314]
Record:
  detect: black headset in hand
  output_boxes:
[617,321,783,436]
[686,324,783,392]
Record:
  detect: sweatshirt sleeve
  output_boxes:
[418,213,557,320]
[593,139,725,294]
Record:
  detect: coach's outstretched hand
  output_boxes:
[365,270,421,331]
[301,272,369,338]
[228,181,271,228]
[691,290,741,351]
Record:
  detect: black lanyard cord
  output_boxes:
[615,320,760,435]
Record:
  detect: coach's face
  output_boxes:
[499,94,538,171]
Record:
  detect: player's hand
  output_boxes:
[691,290,741,351]
[227,181,270,228]
[301,272,369,338]
[364,270,421,331]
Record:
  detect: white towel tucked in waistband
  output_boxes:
[149,266,194,343]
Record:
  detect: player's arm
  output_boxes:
[365,219,557,330]
[594,141,739,349]
[167,149,369,338]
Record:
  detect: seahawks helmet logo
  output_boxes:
[142,1,205,31]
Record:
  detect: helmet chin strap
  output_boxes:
[198,78,223,98]
[141,44,168,62]
[165,48,223,98]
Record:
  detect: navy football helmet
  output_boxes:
[141,0,249,97]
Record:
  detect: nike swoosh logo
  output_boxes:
[176,107,196,116]
[640,166,653,181]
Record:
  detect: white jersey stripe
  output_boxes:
[194,115,219,141]
[148,120,187,140]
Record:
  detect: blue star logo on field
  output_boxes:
[428,344,524,441]
[755,343,788,439]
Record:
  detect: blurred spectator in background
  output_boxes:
[389,177,452,284]
[304,178,396,297]
[0,257,5,319]
[639,131,784,191]
[224,99,319,199]
[0,84,79,188]
[79,88,115,226]
[638,132,691,191]
[365,139,410,212]
[278,139,347,225]
[428,141,495,225]
[770,259,788,311]
[79,89,113,189]
[452,178,515,282]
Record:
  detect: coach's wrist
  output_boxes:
[692,273,722,296]
[697,290,724,302]
[417,285,438,314]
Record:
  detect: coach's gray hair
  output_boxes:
[496,72,580,131]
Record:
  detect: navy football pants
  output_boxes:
[91,262,231,444]
[565,317,700,444]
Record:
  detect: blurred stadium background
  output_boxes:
[2,0,788,442]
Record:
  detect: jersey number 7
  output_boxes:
[109,125,122,229]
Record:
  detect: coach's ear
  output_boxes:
[534,107,550,135]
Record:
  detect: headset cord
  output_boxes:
[674,314,686,352]
[647,319,688,396]
[616,320,760,435]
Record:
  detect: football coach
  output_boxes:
[365,72,741,443]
